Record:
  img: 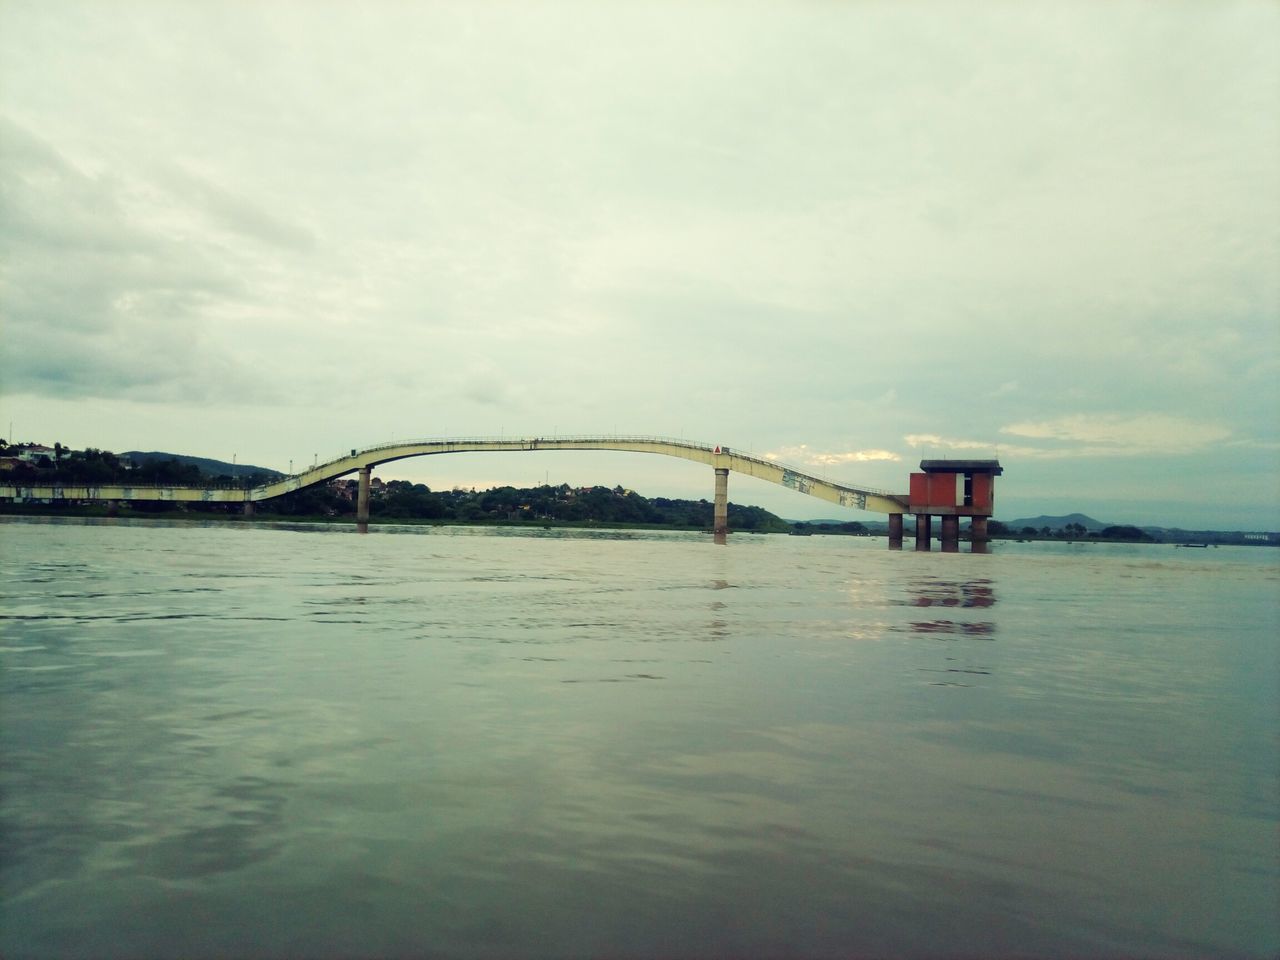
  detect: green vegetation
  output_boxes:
[269,480,789,531]
[1,449,791,532]
[997,521,1171,544]
[2,446,277,488]
[1096,524,1153,542]
[790,520,868,536]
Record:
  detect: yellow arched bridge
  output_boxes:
[0,435,909,533]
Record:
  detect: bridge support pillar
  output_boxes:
[970,516,990,553]
[940,515,960,552]
[243,500,254,517]
[357,467,371,524]
[713,468,729,536]
[915,514,932,551]
[888,513,903,549]
[106,500,120,517]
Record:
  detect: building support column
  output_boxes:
[713,468,729,536]
[970,515,990,553]
[357,467,371,524]
[915,513,932,551]
[888,513,903,550]
[106,500,120,517]
[940,515,960,552]
[970,517,988,543]
[243,500,254,517]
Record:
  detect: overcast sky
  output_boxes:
[2,1,1277,527]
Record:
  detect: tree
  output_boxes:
[377,482,444,519]
[1098,525,1149,541]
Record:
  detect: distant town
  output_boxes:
[1,440,1275,545]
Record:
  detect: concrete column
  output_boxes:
[713,468,729,536]
[940,515,960,552]
[888,513,903,550]
[915,513,932,551]
[106,500,120,517]
[970,516,989,542]
[357,467,371,524]
[243,500,254,517]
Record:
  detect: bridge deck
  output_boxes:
[1,436,911,515]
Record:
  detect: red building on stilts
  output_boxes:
[892,459,1003,552]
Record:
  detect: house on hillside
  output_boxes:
[13,444,55,463]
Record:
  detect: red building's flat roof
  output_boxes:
[919,459,1003,475]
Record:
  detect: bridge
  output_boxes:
[0,436,1001,550]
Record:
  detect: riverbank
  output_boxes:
[0,503,746,534]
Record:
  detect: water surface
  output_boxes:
[2,518,1277,957]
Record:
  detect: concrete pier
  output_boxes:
[713,468,729,536]
[940,515,960,552]
[243,500,254,517]
[970,516,989,553]
[357,467,371,524]
[915,513,932,551]
[888,513,903,549]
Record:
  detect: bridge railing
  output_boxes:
[1,482,255,492]
[306,435,898,498]
[305,435,704,476]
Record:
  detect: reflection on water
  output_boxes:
[903,577,996,607]
[908,619,995,636]
[1,519,1277,959]
[899,578,997,645]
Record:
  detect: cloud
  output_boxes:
[1001,414,1231,454]
[903,415,1236,462]
[0,116,276,402]
[765,445,901,467]
[154,164,316,252]
[904,434,994,452]
[453,361,525,409]
[989,380,1019,398]
[0,3,1276,525]
[1225,438,1280,452]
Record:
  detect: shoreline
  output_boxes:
[3,507,1274,546]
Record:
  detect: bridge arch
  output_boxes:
[257,436,909,527]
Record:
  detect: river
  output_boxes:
[1,517,1276,958]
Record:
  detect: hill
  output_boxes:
[1004,513,1106,532]
[123,451,283,479]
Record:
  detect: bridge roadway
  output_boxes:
[0,435,911,532]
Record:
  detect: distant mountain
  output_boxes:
[123,451,283,479]
[1003,513,1107,531]
[784,517,888,528]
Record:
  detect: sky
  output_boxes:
[2,1,1277,528]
